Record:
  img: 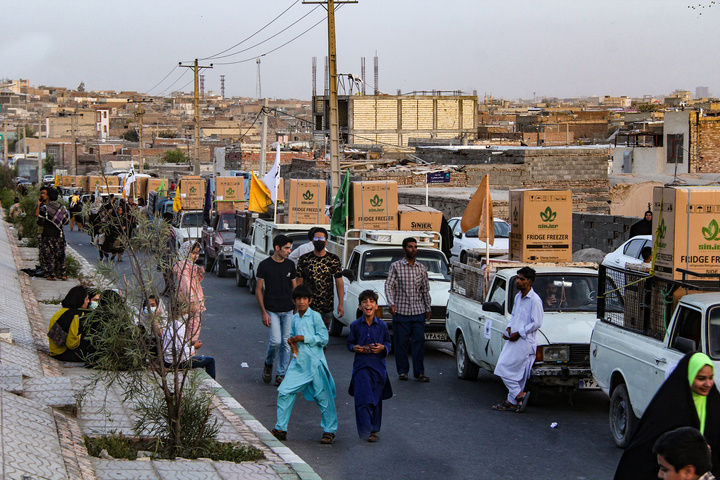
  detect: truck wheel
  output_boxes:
[217,256,228,277]
[249,274,257,294]
[235,264,247,287]
[460,251,468,264]
[329,317,343,337]
[609,383,637,448]
[204,252,214,272]
[456,333,479,380]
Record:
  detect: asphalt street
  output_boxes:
[66,228,623,480]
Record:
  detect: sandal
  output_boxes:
[47,276,56,281]
[414,374,430,382]
[320,432,335,444]
[60,276,68,281]
[271,429,287,441]
[398,373,408,381]
[492,401,518,411]
[368,432,379,443]
[516,392,531,413]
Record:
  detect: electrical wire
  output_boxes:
[144,65,178,96]
[199,0,301,60]
[158,69,191,96]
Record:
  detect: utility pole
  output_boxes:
[259,98,268,177]
[37,112,43,181]
[304,0,357,196]
[180,59,213,175]
[128,98,152,173]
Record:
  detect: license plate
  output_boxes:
[579,378,598,389]
[425,332,449,341]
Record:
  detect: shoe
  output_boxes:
[47,276,56,281]
[492,400,518,411]
[320,432,335,444]
[516,392,531,413]
[262,363,272,384]
[368,432,379,443]
[271,429,287,441]
[274,375,284,386]
[414,374,430,382]
[398,373,408,381]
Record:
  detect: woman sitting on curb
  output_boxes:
[48,285,89,362]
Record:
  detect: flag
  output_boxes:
[172,189,182,212]
[262,143,281,204]
[461,174,494,246]
[203,179,213,225]
[157,178,166,196]
[330,170,350,236]
[122,165,136,198]
[54,175,58,187]
[249,171,271,213]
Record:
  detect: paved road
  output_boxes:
[66,229,623,480]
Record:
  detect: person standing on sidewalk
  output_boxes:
[38,188,70,280]
[385,237,431,382]
[257,234,297,386]
[34,186,49,272]
[296,227,344,329]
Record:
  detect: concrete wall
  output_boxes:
[572,213,640,253]
[398,191,509,221]
[611,146,663,174]
[665,110,690,175]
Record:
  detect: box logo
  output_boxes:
[190,186,197,195]
[513,206,518,222]
[226,187,235,197]
[303,190,314,201]
[370,194,383,207]
[657,218,667,249]
[702,219,720,241]
[540,206,557,222]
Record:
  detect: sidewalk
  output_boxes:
[0,218,320,480]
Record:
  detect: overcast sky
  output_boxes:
[2,0,719,101]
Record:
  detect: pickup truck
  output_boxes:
[232,218,322,291]
[327,229,450,339]
[590,264,720,448]
[446,261,599,390]
[171,210,205,255]
[201,210,237,277]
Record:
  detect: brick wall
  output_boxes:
[572,213,640,253]
[398,191,510,221]
[691,114,720,173]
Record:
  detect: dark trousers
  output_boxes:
[40,236,67,278]
[165,356,216,379]
[393,313,425,377]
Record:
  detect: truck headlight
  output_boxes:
[376,306,393,319]
[538,346,569,363]
[222,245,233,254]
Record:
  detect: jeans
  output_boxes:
[393,313,426,377]
[166,356,216,379]
[265,310,293,376]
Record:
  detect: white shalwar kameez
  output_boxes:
[493,288,544,404]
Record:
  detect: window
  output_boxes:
[488,279,506,310]
[667,134,684,164]
[671,306,702,351]
[624,239,650,260]
[708,307,720,359]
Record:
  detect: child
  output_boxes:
[161,306,216,379]
[347,289,392,442]
[272,285,338,444]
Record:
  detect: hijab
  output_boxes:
[688,352,714,434]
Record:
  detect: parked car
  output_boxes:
[42,175,55,185]
[447,216,510,263]
[601,235,652,269]
[201,210,237,277]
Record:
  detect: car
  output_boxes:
[601,235,652,269]
[201,211,237,277]
[447,216,510,263]
[42,175,55,185]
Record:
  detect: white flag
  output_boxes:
[123,165,136,197]
[262,143,281,204]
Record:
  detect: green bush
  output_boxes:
[66,252,82,278]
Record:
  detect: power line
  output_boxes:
[158,70,191,96]
[144,65,178,95]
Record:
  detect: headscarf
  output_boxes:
[688,352,714,434]
[178,240,195,260]
[62,285,88,309]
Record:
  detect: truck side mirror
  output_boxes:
[674,336,697,354]
[241,236,251,245]
[342,269,356,283]
[482,301,503,314]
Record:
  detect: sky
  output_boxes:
[2,0,720,101]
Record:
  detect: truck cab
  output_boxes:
[171,210,205,256]
[201,211,237,277]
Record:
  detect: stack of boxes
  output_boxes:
[215,176,246,211]
[509,189,573,263]
[178,176,205,210]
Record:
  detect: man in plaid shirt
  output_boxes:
[384,237,431,382]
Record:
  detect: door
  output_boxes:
[477,278,508,369]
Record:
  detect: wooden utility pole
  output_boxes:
[128,98,153,173]
[180,59,213,175]
[304,0,357,196]
[259,98,268,177]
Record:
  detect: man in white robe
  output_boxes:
[492,266,543,412]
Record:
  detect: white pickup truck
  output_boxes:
[446,261,599,390]
[171,210,205,254]
[327,229,450,339]
[232,218,327,292]
[590,264,720,447]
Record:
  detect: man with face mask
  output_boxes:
[296,227,344,330]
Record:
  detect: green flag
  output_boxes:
[330,171,350,236]
[157,178,166,196]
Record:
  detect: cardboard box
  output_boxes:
[286,179,328,224]
[509,189,572,263]
[60,175,83,188]
[652,185,720,281]
[350,181,399,230]
[215,177,244,202]
[146,178,168,196]
[215,201,246,212]
[179,176,205,210]
[85,175,120,193]
[398,204,443,232]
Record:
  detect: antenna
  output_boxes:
[199,74,205,99]
[256,58,262,100]
[220,74,225,99]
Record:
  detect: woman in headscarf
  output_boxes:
[614,352,720,480]
[48,285,89,362]
[172,241,205,343]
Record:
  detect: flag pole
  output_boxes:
[485,175,490,265]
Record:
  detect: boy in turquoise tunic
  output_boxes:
[271,285,338,444]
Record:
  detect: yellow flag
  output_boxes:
[249,171,272,213]
[460,174,494,246]
[172,190,182,212]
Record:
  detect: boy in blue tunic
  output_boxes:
[347,290,393,442]
[272,285,338,444]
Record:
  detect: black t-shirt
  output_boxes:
[257,256,297,312]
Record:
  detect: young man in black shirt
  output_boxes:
[256,234,297,386]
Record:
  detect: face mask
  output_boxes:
[89,301,99,310]
[313,240,326,252]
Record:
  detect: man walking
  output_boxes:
[385,237,431,382]
[492,266,543,412]
[296,227,344,329]
[256,234,297,386]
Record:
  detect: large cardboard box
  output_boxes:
[216,201,246,212]
[85,175,120,193]
[509,189,572,263]
[135,177,149,199]
[146,178,168,196]
[286,179,328,224]
[179,176,206,210]
[652,186,720,281]
[60,175,83,188]
[215,177,244,202]
[398,204,443,232]
[350,181,399,230]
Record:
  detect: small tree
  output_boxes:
[157,130,178,139]
[162,149,189,164]
[121,128,139,142]
[43,155,55,176]
[77,81,85,92]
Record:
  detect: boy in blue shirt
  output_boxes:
[347,289,393,442]
[272,285,338,444]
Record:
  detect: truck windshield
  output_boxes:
[708,306,720,360]
[181,212,204,228]
[217,216,236,232]
[510,274,598,313]
[361,249,450,281]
